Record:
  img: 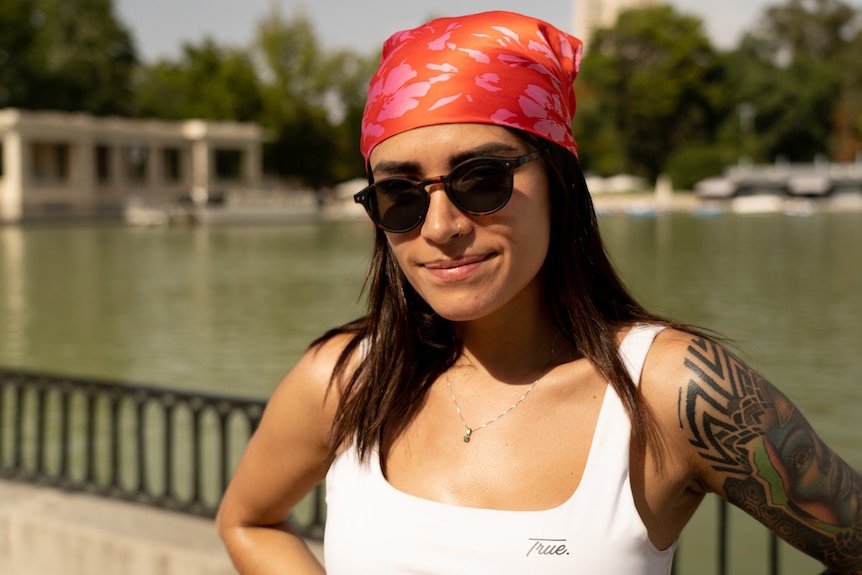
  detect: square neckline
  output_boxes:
[369,376,615,515]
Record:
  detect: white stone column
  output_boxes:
[1,131,24,222]
[244,143,261,189]
[191,139,210,204]
[111,139,127,197]
[181,144,193,194]
[147,141,160,200]
[74,133,95,198]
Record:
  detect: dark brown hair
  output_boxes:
[314,131,696,465]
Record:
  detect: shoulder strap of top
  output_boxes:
[618,324,666,387]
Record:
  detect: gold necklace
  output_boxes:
[446,332,559,443]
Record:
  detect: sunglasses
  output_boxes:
[354,151,543,233]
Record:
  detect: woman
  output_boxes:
[216,11,861,574]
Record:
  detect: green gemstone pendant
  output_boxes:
[463,428,472,443]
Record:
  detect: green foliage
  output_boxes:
[725,0,860,162]
[571,84,627,176]
[5,0,861,186]
[131,6,377,186]
[250,6,376,184]
[665,144,739,191]
[253,8,338,182]
[0,0,40,107]
[0,0,137,114]
[579,5,728,181]
[320,50,381,182]
[835,30,862,159]
[135,39,263,121]
[574,0,862,181]
[755,0,856,61]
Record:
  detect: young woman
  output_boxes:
[216,11,861,574]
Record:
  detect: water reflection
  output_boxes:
[600,212,861,575]
[0,222,372,396]
[1,214,859,575]
[602,213,862,457]
[0,227,26,363]
[0,215,858,445]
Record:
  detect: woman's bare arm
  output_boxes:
[216,334,350,574]
[676,335,862,574]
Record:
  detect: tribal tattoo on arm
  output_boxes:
[680,337,862,573]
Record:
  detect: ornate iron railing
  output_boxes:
[0,369,804,574]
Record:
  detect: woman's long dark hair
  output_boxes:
[314,131,698,465]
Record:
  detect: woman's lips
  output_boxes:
[423,254,490,281]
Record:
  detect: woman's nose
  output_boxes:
[420,184,471,242]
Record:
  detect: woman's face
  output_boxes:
[368,124,551,324]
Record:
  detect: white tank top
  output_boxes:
[323,324,675,574]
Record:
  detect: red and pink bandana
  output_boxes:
[360,11,583,161]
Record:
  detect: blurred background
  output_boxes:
[3,0,862,190]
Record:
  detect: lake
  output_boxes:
[1,211,859,574]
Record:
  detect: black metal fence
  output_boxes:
[0,368,792,574]
[0,368,267,517]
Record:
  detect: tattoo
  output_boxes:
[681,337,862,571]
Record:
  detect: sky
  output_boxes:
[112,0,828,63]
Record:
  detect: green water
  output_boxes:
[1,212,860,574]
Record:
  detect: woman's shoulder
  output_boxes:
[637,326,715,396]
[636,327,724,448]
[616,323,706,373]
[258,330,361,428]
[291,331,362,396]
[636,326,758,475]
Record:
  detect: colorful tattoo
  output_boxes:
[680,337,862,571]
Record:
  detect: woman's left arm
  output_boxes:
[673,334,862,573]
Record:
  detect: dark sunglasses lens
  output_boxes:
[372,179,426,231]
[450,160,513,213]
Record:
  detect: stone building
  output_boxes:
[0,109,268,223]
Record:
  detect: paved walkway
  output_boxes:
[0,480,323,575]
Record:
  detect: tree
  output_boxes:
[252,6,375,185]
[727,0,861,161]
[32,0,137,114]
[1,0,137,114]
[752,0,856,62]
[576,6,727,181]
[132,6,377,186]
[0,0,40,108]
[835,29,862,160]
[316,49,380,182]
[135,39,264,122]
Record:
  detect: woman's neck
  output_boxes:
[452,307,564,383]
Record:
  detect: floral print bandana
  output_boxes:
[360,11,583,161]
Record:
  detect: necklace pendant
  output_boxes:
[463,428,472,443]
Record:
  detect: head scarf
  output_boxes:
[360,11,582,162]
